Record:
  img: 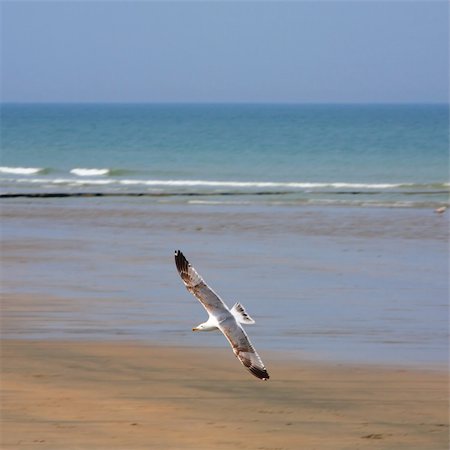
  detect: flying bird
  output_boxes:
[174,250,269,380]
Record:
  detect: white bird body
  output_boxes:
[193,302,255,331]
[175,250,269,380]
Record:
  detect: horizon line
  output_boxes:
[1,101,449,106]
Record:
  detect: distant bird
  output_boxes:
[174,250,269,380]
[434,206,447,214]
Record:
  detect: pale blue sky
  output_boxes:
[1,1,448,103]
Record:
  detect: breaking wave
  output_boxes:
[0,166,48,175]
[1,175,449,190]
[70,168,111,176]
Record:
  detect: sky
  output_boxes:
[1,1,448,103]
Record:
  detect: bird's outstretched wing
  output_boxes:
[219,317,270,380]
[174,250,228,317]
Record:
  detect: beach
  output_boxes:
[2,339,448,450]
[1,198,449,449]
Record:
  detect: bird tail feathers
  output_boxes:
[231,302,255,325]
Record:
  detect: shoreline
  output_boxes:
[1,191,448,211]
[1,338,448,450]
[2,333,448,373]
[2,286,448,368]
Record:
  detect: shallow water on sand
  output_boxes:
[1,198,448,366]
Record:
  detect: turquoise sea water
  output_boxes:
[1,103,449,207]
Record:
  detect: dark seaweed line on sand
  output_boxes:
[0,191,290,199]
[1,190,448,199]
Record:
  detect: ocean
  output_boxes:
[1,103,448,208]
[1,103,448,366]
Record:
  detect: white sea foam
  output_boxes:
[7,177,113,185]
[118,179,403,189]
[70,168,110,176]
[188,200,252,205]
[2,176,448,191]
[59,178,113,185]
[0,166,44,175]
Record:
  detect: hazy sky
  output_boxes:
[1,1,448,103]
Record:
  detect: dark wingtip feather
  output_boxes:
[174,250,190,281]
[249,366,270,380]
[242,357,270,380]
[174,250,185,263]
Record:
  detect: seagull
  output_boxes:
[174,250,269,380]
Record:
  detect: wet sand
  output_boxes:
[2,200,448,365]
[1,339,448,450]
[2,199,448,448]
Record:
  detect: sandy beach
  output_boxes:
[1,339,448,450]
[1,200,448,449]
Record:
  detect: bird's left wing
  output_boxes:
[174,250,228,317]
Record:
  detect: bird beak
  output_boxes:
[192,327,198,332]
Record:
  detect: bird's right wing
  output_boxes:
[219,317,270,380]
[174,250,228,317]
